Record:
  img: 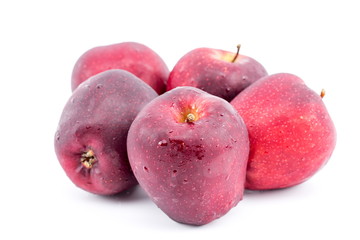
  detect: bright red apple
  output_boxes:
[71,42,169,94]
[55,70,158,195]
[167,45,267,101]
[127,87,249,225]
[231,73,337,190]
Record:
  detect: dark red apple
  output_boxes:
[167,45,267,101]
[231,73,337,190]
[55,69,158,195]
[127,87,249,225]
[71,42,169,94]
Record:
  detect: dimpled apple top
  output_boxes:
[55,70,158,195]
[231,73,336,190]
[71,42,169,94]
[127,87,249,225]
[167,47,267,101]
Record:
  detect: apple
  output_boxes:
[231,73,337,190]
[71,42,169,94]
[127,87,249,225]
[167,45,267,101]
[55,70,158,195]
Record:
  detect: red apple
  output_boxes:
[71,42,169,94]
[231,73,337,190]
[167,45,267,101]
[127,87,249,225]
[55,70,158,195]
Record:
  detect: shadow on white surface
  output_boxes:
[100,185,150,203]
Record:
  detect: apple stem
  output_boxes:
[320,89,326,98]
[81,149,96,169]
[185,113,196,123]
[231,44,241,63]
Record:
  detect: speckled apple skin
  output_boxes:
[55,70,158,195]
[71,42,169,94]
[127,87,249,225]
[231,73,337,190]
[167,48,267,101]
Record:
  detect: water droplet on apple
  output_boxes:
[183,179,189,184]
[158,139,168,146]
[168,130,174,134]
[143,166,149,172]
[170,182,176,188]
[172,169,178,177]
[220,113,224,117]
[96,84,103,89]
[200,138,204,141]
[226,87,231,92]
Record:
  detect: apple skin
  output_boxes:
[127,87,249,225]
[71,42,169,94]
[55,70,158,195]
[167,47,267,101]
[231,73,337,190]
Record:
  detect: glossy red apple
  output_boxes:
[167,45,267,101]
[231,73,336,190]
[71,42,169,94]
[127,87,249,225]
[55,70,158,195]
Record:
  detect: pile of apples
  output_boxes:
[55,42,336,226]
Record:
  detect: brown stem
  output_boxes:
[185,113,196,123]
[320,89,326,98]
[231,44,241,63]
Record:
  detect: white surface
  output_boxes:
[0,0,359,239]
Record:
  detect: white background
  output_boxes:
[1,0,359,239]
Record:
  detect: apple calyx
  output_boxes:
[320,89,326,98]
[81,149,97,169]
[231,44,241,63]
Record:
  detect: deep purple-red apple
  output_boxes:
[71,42,169,94]
[167,45,267,101]
[55,70,158,195]
[127,87,249,225]
[231,73,336,190]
